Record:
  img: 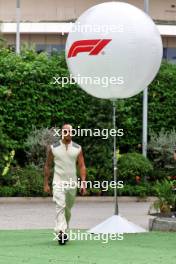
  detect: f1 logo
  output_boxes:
[67,39,112,58]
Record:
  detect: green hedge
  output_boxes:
[0,163,156,197]
[0,164,48,197]
[0,47,176,186]
[0,48,113,179]
[118,153,153,184]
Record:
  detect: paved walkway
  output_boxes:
[0,197,154,230]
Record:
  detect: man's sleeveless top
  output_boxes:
[51,140,81,185]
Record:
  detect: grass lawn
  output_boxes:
[0,229,175,264]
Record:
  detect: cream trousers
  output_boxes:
[52,184,77,234]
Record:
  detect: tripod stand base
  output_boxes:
[87,215,147,234]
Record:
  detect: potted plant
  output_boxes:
[152,179,176,216]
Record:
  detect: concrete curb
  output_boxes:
[0,196,157,203]
[149,217,176,231]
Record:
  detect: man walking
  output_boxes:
[44,124,86,245]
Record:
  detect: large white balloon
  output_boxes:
[65,2,163,99]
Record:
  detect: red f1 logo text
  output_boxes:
[67,39,112,58]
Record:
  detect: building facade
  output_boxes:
[0,0,176,62]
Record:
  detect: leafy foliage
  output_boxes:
[116,61,176,150]
[148,128,176,169]
[118,153,153,183]
[153,179,176,213]
[0,48,113,180]
[24,126,59,167]
[0,163,48,197]
[0,48,176,196]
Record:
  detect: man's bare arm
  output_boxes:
[44,146,54,193]
[77,150,86,195]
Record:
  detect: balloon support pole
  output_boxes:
[112,100,118,215]
[87,100,147,234]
